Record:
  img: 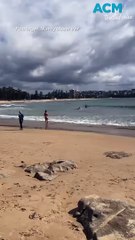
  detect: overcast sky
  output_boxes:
[0,0,135,92]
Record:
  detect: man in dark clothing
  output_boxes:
[44,110,48,129]
[18,111,24,130]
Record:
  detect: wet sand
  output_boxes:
[0,118,135,137]
[0,126,135,240]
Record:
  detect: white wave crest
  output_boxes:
[0,114,135,127]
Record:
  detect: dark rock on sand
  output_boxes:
[71,195,135,240]
[34,172,57,181]
[104,151,132,159]
[24,163,48,174]
[24,160,77,181]
[48,160,77,173]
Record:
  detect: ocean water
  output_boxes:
[0,98,135,127]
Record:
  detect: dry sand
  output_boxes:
[0,126,135,240]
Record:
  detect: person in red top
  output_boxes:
[44,110,48,129]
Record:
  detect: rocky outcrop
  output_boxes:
[22,160,77,181]
[104,151,132,159]
[24,163,48,174]
[71,195,135,240]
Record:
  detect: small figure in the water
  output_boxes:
[85,104,88,108]
[18,111,24,130]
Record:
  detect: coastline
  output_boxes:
[0,98,96,104]
[0,118,135,137]
[0,97,135,104]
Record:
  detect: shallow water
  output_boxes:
[0,98,135,127]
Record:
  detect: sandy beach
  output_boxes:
[0,126,135,239]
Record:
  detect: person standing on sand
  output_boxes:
[18,111,24,130]
[44,110,48,129]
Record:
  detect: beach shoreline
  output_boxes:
[0,99,135,134]
[0,118,135,137]
[0,98,97,104]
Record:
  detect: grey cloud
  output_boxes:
[0,0,135,91]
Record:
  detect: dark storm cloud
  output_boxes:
[0,0,135,91]
[83,35,135,75]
